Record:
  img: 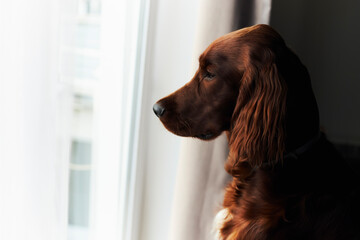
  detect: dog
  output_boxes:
[153,24,360,239]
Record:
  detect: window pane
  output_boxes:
[68,169,91,227]
[71,141,92,165]
[61,53,100,80]
[76,23,101,49]
[79,0,101,16]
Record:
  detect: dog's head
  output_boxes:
[153,24,319,170]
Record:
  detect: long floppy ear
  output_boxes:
[226,53,287,176]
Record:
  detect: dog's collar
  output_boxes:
[284,131,323,160]
[244,132,323,176]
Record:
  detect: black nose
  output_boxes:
[153,103,165,117]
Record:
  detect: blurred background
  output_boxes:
[0,0,359,240]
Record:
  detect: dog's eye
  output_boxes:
[204,71,216,80]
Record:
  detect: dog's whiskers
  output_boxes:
[176,116,193,136]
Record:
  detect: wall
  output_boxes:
[270,0,360,144]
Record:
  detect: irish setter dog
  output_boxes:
[153,24,360,239]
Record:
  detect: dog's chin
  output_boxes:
[164,126,217,141]
[161,121,220,140]
[195,133,219,141]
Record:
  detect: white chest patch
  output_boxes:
[213,208,232,240]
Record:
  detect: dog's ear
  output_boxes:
[226,51,287,174]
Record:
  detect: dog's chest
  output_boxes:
[214,176,286,239]
[213,206,283,240]
[213,207,262,240]
[213,208,231,240]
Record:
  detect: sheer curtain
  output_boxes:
[0,0,149,239]
[169,0,272,239]
[0,1,68,240]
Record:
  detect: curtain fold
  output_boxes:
[169,1,272,239]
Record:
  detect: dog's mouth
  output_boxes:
[195,133,214,140]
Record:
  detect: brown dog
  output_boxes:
[153,24,360,240]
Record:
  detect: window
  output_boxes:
[58,0,149,239]
[0,0,150,239]
[59,0,101,239]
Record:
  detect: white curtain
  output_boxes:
[0,1,69,240]
[169,0,272,239]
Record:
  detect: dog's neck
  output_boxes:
[225,131,323,180]
[284,131,322,160]
[261,131,323,169]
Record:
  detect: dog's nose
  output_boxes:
[153,103,165,117]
